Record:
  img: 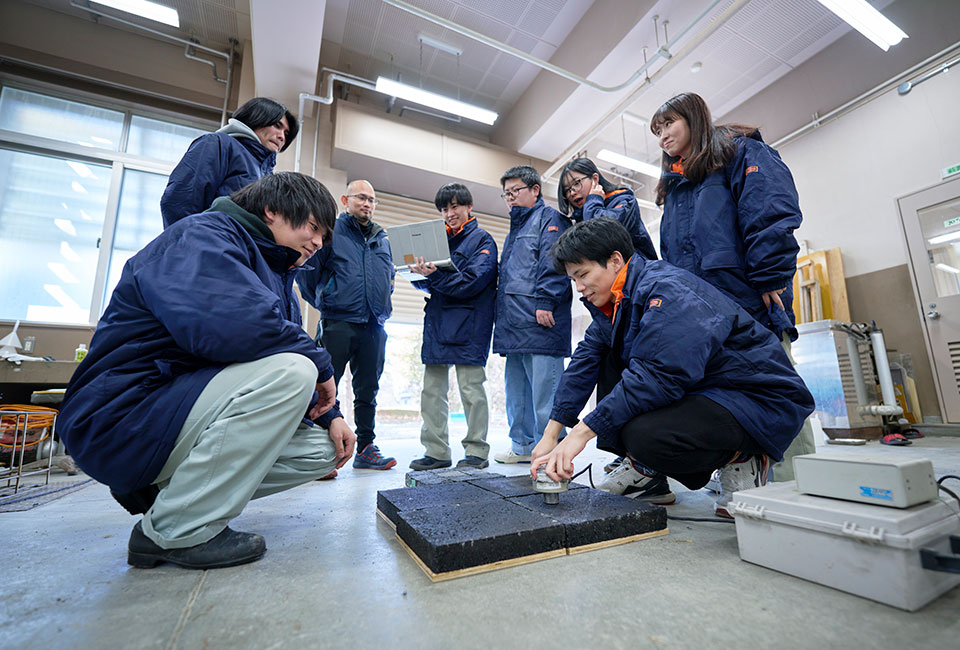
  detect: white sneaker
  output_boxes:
[595,459,676,505]
[493,449,531,464]
[704,469,721,494]
[714,454,770,518]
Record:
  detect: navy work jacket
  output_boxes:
[160,123,276,228]
[550,255,814,462]
[574,187,658,261]
[492,198,572,357]
[296,213,394,327]
[659,133,801,340]
[413,218,498,366]
[58,198,334,493]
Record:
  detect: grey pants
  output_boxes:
[142,353,339,549]
[773,335,818,481]
[419,364,489,460]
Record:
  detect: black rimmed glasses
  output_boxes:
[562,176,591,197]
[500,185,532,200]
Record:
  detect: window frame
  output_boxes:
[0,75,217,325]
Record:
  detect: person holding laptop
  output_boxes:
[408,183,498,470]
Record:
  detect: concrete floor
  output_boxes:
[4,428,960,650]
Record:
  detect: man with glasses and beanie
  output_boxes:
[297,180,397,470]
[492,165,572,464]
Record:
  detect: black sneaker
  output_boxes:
[456,456,489,469]
[127,521,266,569]
[409,456,452,471]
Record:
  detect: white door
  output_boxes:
[899,175,960,422]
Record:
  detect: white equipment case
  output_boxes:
[732,481,960,611]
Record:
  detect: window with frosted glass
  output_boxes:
[0,87,125,150]
[127,115,206,164]
[103,170,167,308]
[0,150,111,323]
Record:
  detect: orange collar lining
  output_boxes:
[599,259,630,321]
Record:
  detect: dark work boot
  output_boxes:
[127,521,266,569]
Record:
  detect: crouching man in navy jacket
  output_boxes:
[58,173,356,569]
[530,218,813,518]
[408,183,498,471]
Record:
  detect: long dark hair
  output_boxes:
[233,97,299,152]
[650,92,756,206]
[557,158,620,216]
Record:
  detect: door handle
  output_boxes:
[927,310,941,319]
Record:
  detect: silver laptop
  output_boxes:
[387,219,458,276]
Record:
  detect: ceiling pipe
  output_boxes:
[382,0,727,94]
[544,0,751,180]
[295,69,379,174]
[898,53,959,95]
[772,39,960,149]
[184,43,227,84]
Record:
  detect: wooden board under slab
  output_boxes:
[376,508,396,531]
[397,526,670,582]
[396,534,567,582]
[566,528,669,555]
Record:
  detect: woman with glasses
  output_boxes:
[557,157,657,261]
[650,91,814,512]
[161,97,299,228]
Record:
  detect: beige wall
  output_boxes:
[1,2,233,115]
[0,321,95,362]
[769,53,959,420]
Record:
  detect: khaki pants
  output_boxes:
[772,335,818,481]
[142,353,339,549]
[419,364,489,460]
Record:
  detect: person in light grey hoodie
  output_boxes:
[160,97,299,228]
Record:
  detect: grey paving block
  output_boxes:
[396,499,565,574]
[509,488,668,549]
[405,467,504,487]
[376,482,501,526]
[468,474,587,498]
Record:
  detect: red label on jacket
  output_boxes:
[480,249,490,254]
[745,166,759,175]
[547,225,559,231]
[648,298,662,308]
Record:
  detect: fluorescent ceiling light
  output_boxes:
[929,231,960,245]
[91,0,180,28]
[596,149,661,179]
[375,77,497,125]
[935,263,960,275]
[815,0,907,51]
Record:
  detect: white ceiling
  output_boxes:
[589,0,892,177]
[320,0,594,115]
[29,0,917,199]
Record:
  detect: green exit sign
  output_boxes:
[946,217,960,228]
[944,163,960,180]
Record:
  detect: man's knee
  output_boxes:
[269,353,319,392]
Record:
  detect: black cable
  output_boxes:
[938,484,960,507]
[571,463,595,488]
[937,474,960,485]
[667,515,736,524]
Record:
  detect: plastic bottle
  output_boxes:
[74,343,87,362]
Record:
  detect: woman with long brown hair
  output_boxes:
[649,91,815,516]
